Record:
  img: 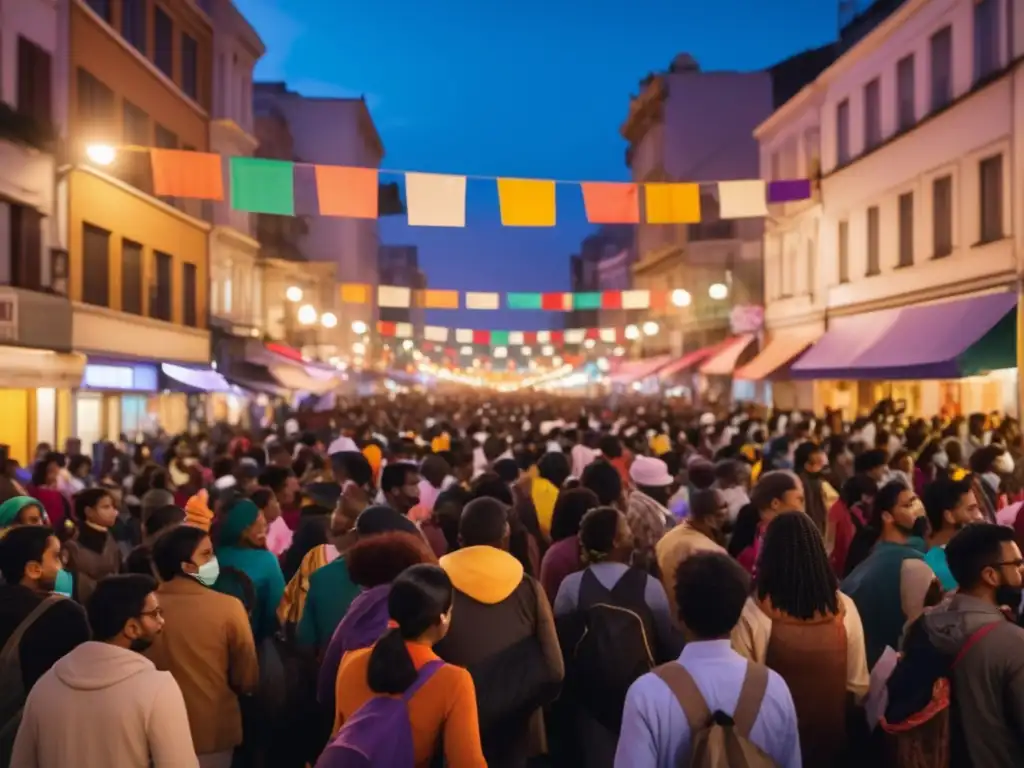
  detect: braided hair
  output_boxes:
[756,511,839,619]
[578,506,624,564]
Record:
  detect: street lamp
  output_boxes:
[460,345,473,355]
[709,283,729,300]
[643,321,660,336]
[613,346,626,356]
[352,342,366,355]
[86,144,116,166]
[286,286,303,303]
[521,346,532,356]
[320,312,338,328]
[596,357,610,371]
[351,320,368,335]
[542,345,554,356]
[494,346,508,358]
[297,304,317,325]
[625,324,641,340]
[584,339,596,349]
[402,339,414,351]
[671,289,692,307]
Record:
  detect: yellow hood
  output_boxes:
[531,476,559,536]
[439,546,524,604]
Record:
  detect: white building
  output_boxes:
[755,0,1024,417]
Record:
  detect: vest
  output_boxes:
[841,541,923,668]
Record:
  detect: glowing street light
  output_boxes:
[552,355,563,366]
[297,304,318,325]
[625,325,641,340]
[596,357,610,371]
[584,339,596,349]
[671,289,692,307]
[86,144,116,166]
[351,320,368,335]
[285,286,303,303]
[352,342,366,355]
[521,346,532,356]
[460,345,473,355]
[494,346,508,359]
[709,282,729,300]
[320,312,338,328]
[643,321,660,336]
[402,339,414,351]
[542,345,554,356]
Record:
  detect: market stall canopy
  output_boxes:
[161,364,234,393]
[609,355,673,385]
[656,338,738,382]
[700,334,756,376]
[734,328,822,380]
[792,291,1016,380]
[268,364,339,395]
[0,348,85,388]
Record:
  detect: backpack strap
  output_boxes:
[654,662,711,733]
[732,662,770,738]
[952,621,1001,667]
[577,567,610,609]
[610,564,649,601]
[402,659,444,702]
[0,595,62,664]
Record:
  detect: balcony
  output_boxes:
[0,285,75,353]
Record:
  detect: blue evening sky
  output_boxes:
[234,0,837,329]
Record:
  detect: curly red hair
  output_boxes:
[345,531,437,588]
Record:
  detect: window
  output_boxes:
[183,263,198,327]
[155,124,178,149]
[836,99,850,165]
[838,221,849,284]
[122,101,151,191]
[898,192,914,267]
[930,26,953,111]
[77,68,115,131]
[9,204,42,291]
[896,54,915,132]
[770,151,781,181]
[151,251,172,322]
[121,0,147,54]
[82,224,111,307]
[85,0,112,21]
[17,37,53,128]
[866,207,880,276]
[806,239,815,300]
[974,0,1000,81]
[979,154,1004,243]
[181,33,198,100]
[932,175,953,258]
[863,78,881,150]
[155,5,174,78]
[803,126,821,177]
[121,240,144,315]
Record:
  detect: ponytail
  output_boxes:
[367,627,418,694]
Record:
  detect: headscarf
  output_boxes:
[218,499,260,547]
[0,496,44,529]
[362,444,383,484]
[184,490,214,532]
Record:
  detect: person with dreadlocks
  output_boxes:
[732,511,869,766]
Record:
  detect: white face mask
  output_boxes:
[932,450,949,469]
[993,453,1015,475]
[193,556,220,587]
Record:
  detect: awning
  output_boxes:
[656,338,737,382]
[222,362,291,398]
[700,334,756,376]
[161,364,234,393]
[734,328,822,380]
[0,347,85,388]
[792,292,1017,380]
[609,355,673,385]
[268,364,339,395]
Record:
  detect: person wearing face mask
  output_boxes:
[922,477,983,591]
[969,444,1012,524]
[63,488,122,605]
[841,481,940,668]
[10,574,198,768]
[146,525,259,768]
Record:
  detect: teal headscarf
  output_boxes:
[0,496,44,529]
[218,499,260,547]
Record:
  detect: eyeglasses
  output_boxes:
[989,559,1024,569]
[139,607,165,620]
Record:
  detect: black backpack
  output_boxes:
[559,566,658,732]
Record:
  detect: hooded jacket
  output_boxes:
[435,546,564,768]
[919,595,1024,768]
[317,584,391,710]
[11,641,197,767]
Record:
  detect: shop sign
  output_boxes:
[83,364,159,392]
[0,290,18,342]
[730,305,764,334]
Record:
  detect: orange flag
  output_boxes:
[497,178,556,226]
[644,183,701,223]
[151,149,224,200]
[315,165,379,218]
[418,289,460,309]
[581,182,639,223]
[340,283,371,304]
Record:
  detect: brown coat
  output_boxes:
[145,577,259,755]
[64,530,121,605]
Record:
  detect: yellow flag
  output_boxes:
[498,178,557,226]
[340,283,370,304]
[644,183,701,224]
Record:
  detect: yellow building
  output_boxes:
[60,0,214,451]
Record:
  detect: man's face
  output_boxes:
[125,592,165,652]
[948,490,983,528]
[885,490,923,534]
[25,536,62,591]
[390,470,421,514]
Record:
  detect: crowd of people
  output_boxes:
[1,392,1023,767]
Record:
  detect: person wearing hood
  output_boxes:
[11,574,197,768]
[435,497,564,768]
[214,498,285,642]
[626,456,675,572]
[145,525,257,767]
[888,523,1024,768]
[318,529,436,712]
[0,496,46,534]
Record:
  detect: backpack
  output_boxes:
[559,566,657,732]
[315,660,444,767]
[656,660,777,768]
[879,619,1000,768]
[0,595,62,768]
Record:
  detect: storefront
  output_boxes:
[734,325,823,411]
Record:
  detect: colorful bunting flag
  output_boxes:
[314,165,378,218]
[420,290,460,309]
[378,286,411,308]
[490,330,510,346]
[601,291,622,310]
[465,292,500,310]
[151,149,224,200]
[395,322,414,339]
[378,321,396,336]
[455,329,473,344]
[580,182,640,224]
[767,179,812,204]
[719,180,768,218]
[230,157,294,215]
[340,283,371,304]
[541,293,572,311]
[424,326,449,342]
[472,330,490,345]
[644,183,701,224]
[506,293,543,310]
[599,328,617,343]
[621,290,651,310]
[565,329,586,344]
[508,331,525,345]
[537,331,551,344]
[497,178,556,227]
[405,172,466,227]
[573,292,602,310]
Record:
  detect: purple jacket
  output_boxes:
[317,584,391,711]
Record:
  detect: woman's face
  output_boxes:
[45,461,59,486]
[191,535,215,567]
[772,486,806,516]
[86,494,119,529]
[243,513,268,549]
[17,504,44,526]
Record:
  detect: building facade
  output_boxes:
[760,0,1023,417]
[568,225,633,331]
[59,0,214,449]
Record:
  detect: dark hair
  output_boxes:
[728,504,761,558]
[581,459,622,506]
[459,497,508,547]
[345,453,375,489]
[598,435,622,459]
[946,523,1016,589]
[674,552,750,638]
[144,505,185,539]
[30,455,59,487]
[367,564,453,694]
[151,525,209,582]
[578,506,622,562]
[249,487,275,510]
[793,441,823,472]
[346,531,435,588]
[68,454,92,476]
[854,449,889,474]
[483,435,507,463]
[492,458,520,485]
[714,459,746,488]
[969,444,1005,475]
[87,574,158,642]
[281,515,330,582]
[757,511,839,618]
[844,479,909,576]
[689,489,723,522]
[258,466,292,494]
[471,472,514,506]
[0,525,55,583]
[420,455,451,488]
[840,474,878,509]
[537,452,571,489]
[73,488,112,523]
[550,488,600,541]
[381,463,417,495]
[750,471,798,512]
[923,477,975,534]
[687,460,716,491]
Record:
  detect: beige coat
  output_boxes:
[145,577,259,755]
